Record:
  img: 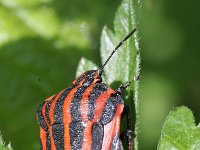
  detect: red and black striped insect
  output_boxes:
[37,28,137,150]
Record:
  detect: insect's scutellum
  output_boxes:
[37,28,137,150]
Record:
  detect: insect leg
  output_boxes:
[115,81,131,95]
[120,106,134,150]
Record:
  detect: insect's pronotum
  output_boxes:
[37,28,137,150]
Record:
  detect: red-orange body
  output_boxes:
[37,70,124,150]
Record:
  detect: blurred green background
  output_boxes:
[0,0,200,149]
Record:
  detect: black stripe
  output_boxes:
[52,123,64,150]
[54,88,72,124]
[88,83,108,121]
[70,86,88,122]
[45,96,56,125]
[46,130,51,150]
[69,121,85,150]
[51,88,73,150]
[37,101,48,131]
[111,134,123,150]
[91,122,104,150]
[100,94,123,125]
[70,72,95,122]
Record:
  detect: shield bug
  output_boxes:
[37,28,137,150]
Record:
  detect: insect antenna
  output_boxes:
[99,28,137,76]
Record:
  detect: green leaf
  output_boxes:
[101,4,136,84]
[76,0,141,149]
[0,132,13,150]
[100,0,140,149]
[158,106,200,150]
